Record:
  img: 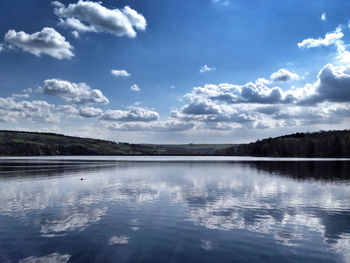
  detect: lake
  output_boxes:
[0,156,350,263]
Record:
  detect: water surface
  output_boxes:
[0,157,349,262]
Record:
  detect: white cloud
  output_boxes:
[282,64,350,105]
[11,93,30,99]
[181,99,223,115]
[313,63,350,103]
[268,102,350,127]
[79,106,103,118]
[101,107,159,122]
[59,17,96,32]
[53,1,146,38]
[130,84,140,92]
[22,88,33,93]
[106,120,195,132]
[0,97,57,123]
[4,27,74,59]
[40,79,109,104]
[57,104,79,115]
[71,30,80,39]
[172,108,255,128]
[111,69,131,77]
[122,6,147,31]
[255,78,271,85]
[321,12,327,21]
[270,68,299,83]
[200,64,216,73]
[297,27,343,48]
[297,26,350,65]
[335,37,350,64]
[169,62,350,131]
[186,82,293,105]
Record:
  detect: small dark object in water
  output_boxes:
[80,178,83,181]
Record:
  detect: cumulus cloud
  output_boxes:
[172,61,350,131]
[130,84,140,92]
[181,99,222,115]
[297,26,350,64]
[58,17,96,32]
[335,38,350,64]
[170,90,260,130]
[240,83,285,103]
[57,104,79,115]
[122,6,147,31]
[79,106,103,118]
[53,1,146,38]
[106,120,195,132]
[111,69,131,77]
[0,97,56,123]
[297,27,343,48]
[270,68,299,83]
[286,64,350,105]
[313,63,350,103]
[40,79,109,104]
[4,27,74,59]
[200,65,216,73]
[186,82,294,105]
[101,107,159,122]
[268,103,350,127]
[172,107,255,128]
[174,98,257,125]
[255,78,271,85]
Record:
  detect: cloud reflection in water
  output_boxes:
[0,160,349,262]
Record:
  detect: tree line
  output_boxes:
[0,130,227,156]
[1,129,350,157]
[218,130,350,157]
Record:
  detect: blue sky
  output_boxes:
[0,0,350,143]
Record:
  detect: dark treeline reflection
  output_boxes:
[251,161,350,181]
[0,161,117,179]
[1,159,350,181]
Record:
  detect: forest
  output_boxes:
[218,130,350,157]
[0,130,230,156]
[0,130,349,157]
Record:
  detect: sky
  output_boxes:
[0,0,350,143]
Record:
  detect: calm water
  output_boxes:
[0,157,350,263]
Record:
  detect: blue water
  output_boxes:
[0,157,349,263]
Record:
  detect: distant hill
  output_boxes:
[218,130,350,157]
[0,129,349,157]
[0,130,232,156]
